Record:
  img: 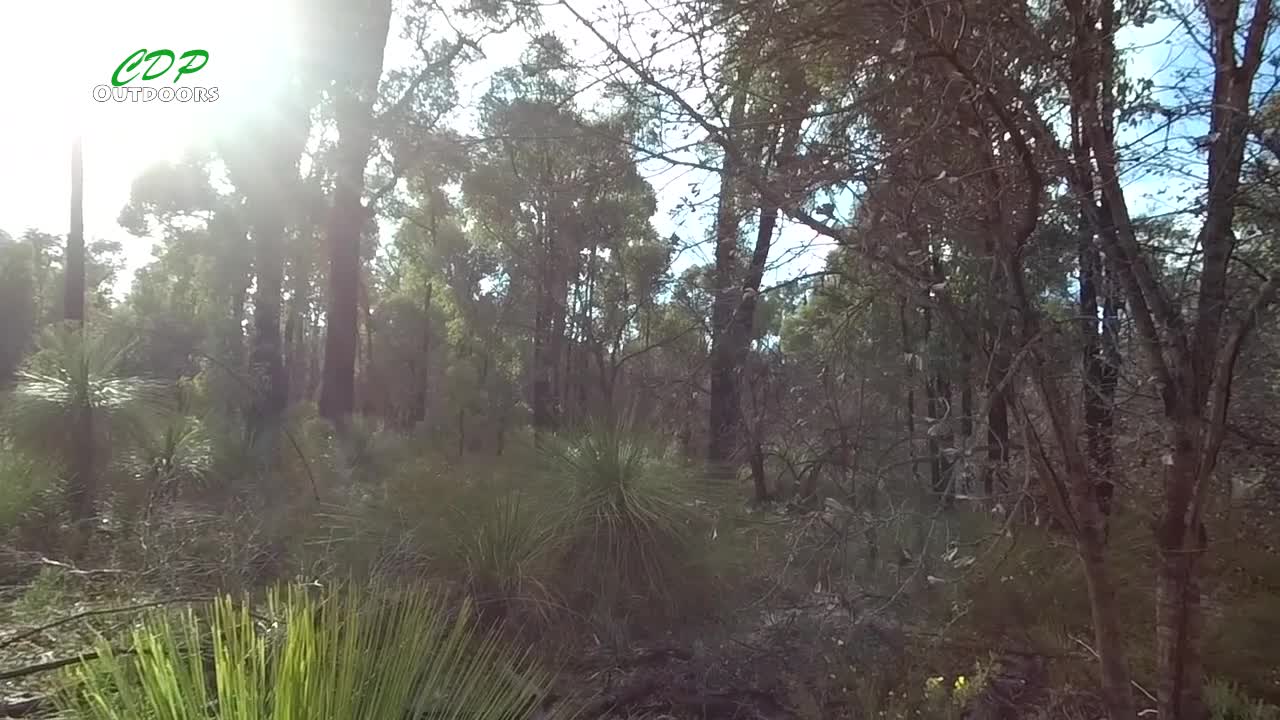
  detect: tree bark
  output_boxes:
[707,66,752,482]
[318,0,392,423]
[1078,211,1114,502]
[65,137,84,325]
[65,137,92,548]
[1157,452,1208,720]
[411,281,433,427]
[900,297,918,484]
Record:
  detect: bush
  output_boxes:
[1206,680,1280,720]
[457,493,557,626]
[540,425,720,634]
[0,444,62,545]
[58,582,554,720]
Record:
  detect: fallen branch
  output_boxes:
[37,557,128,576]
[0,648,132,681]
[0,596,211,650]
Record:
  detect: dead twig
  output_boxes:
[1068,634,1157,706]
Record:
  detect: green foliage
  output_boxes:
[116,416,214,519]
[14,566,72,614]
[58,582,553,720]
[540,425,719,631]
[457,493,556,625]
[1206,680,1280,720]
[0,235,37,384]
[0,444,61,534]
[3,324,172,461]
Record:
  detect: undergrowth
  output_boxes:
[57,582,553,720]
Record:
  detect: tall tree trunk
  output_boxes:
[411,281,433,427]
[249,201,288,427]
[707,75,749,482]
[533,284,556,434]
[982,302,1011,500]
[900,297,918,483]
[284,288,302,404]
[1079,207,1116,519]
[532,203,561,437]
[66,136,91,549]
[318,0,392,423]
[960,350,974,495]
[550,281,568,427]
[65,137,85,325]
[1158,446,1208,720]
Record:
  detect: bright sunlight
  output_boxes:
[0,0,297,266]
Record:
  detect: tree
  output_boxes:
[3,327,169,552]
[66,137,85,326]
[1063,0,1277,715]
[318,0,395,422]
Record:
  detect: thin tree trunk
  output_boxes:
[900,297,918,483]
[65,137,92,549]
[412,281,433,427]
[533,284,555,434]
[65,137,85,325]
[249,202,288,427]
[1079,209,1116,519]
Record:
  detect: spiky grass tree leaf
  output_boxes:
[58,582,554,720]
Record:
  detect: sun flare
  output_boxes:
[0,0,297,240]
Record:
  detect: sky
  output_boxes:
[0,1,1193,299]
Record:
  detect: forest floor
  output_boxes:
[0,511,1107,720]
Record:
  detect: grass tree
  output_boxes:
[2,324,170,551]
[58,582,553,720]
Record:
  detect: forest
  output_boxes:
[1,0,1278,718]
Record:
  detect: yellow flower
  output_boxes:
[954,676,968,690]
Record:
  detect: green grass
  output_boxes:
[58,581,553,720]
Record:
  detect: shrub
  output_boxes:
[1206,680,1280,720]
[457,493,557,626]
[58,582,554,720]
[0,444,61,539]
[540,425,719,633]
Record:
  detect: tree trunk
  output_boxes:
[65,137,85,325]
[532,201,562,437]
[64,137,92,549]
[749,442,768,502]
[900,297,918,483]
[318,0,391,422]
[411,281,433,427]
[457,407,466,458]
[1157,445,1209,720]
[318,182,364,422]
[1079,212,1116,519]
[707,76,749,482]
[248,200,288,427]
[1078,527,1138,720]
[983,305,1011,500]
[532,284,556,435]
[923,303,949,503]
